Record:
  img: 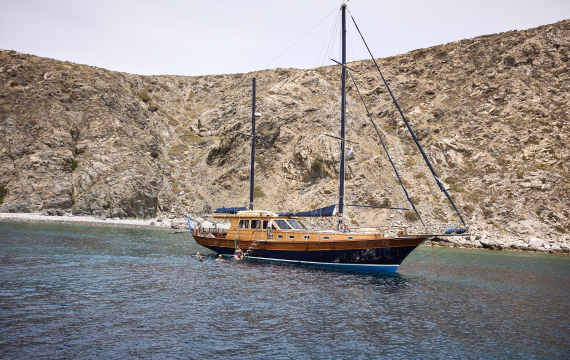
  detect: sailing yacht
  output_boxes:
[193,3,468,272]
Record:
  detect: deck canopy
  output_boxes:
[278,204,337,218]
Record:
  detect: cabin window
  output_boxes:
[347,236,354,240]
[288,235,295,239]
[303,235,310,240]
[262,220,268,229]
[287,220,304,230]
[277,234,284,239]
[274,220,292,230]
[238,220,249,229]
[323,236,330,240]
[251,220,261,229]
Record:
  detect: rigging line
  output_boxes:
[347,18,356,63]
[346,69,425,227]
[337,14,340,65]
[329,12,341,68]
[315,10,341,68]
[321,18,334,69]
[348,13,466,227]
[263,6,339,69]
[323,11,341,68]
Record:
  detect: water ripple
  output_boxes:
[1,222,569,359]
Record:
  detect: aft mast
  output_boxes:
[338,3,347,230]
[249,78,257,210]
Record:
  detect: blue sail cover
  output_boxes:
[278,204,336,217]
[214,207,247,214]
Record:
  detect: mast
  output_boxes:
[338,3,347,229]
[249,77,256,210]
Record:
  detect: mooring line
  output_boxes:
[432,243,440,277]
[401,245,449,268]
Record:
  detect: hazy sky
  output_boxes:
[1,0,569,76]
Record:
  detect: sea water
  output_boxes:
[0,222,569,359]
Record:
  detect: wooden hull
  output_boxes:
[193,235,429,272]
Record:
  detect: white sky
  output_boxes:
[1,0,569,76]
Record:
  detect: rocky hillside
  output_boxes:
[1,20,569,251]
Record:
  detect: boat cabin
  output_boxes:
[206,210,305,241]
[197,210,387,243]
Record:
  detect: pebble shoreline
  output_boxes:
[0,213,172,231]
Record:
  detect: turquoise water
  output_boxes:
[1,222,569,359]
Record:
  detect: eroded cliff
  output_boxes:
[1,19,569,251]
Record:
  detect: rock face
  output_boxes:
[0,20,569,250]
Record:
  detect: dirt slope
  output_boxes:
[1,19,569,251]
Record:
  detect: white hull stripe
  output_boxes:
[248,256,399,268]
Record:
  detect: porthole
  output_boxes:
[347,236,354,240]
[323,236,330,240]
[288,235,295,239]
[277,234,284,239]
[303,235,310,240]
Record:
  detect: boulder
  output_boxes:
[170,219,188,229]
[480,238,499,249]
[528,237,544,249]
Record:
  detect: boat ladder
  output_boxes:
[243,238,260,258]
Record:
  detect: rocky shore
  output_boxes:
[428,232,570,253]
[1,212,568,254]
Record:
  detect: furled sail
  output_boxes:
[278,204,337,217]
[214,207,247,214]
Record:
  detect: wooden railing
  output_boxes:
[197,223,469,241]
